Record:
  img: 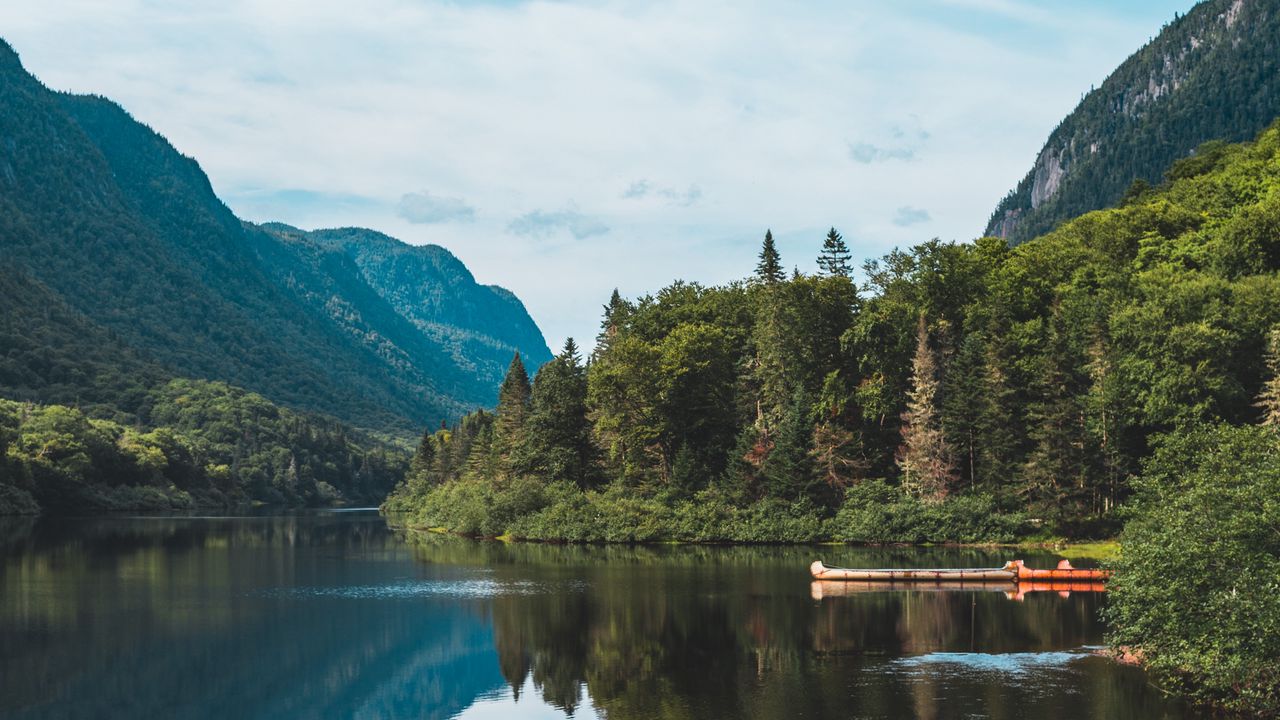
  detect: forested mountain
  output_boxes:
[0,38,551,513]
[260,224,551,391]
[0,38,550,435]
[986,0,1280,243]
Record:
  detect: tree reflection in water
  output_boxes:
[405,532,1192,720]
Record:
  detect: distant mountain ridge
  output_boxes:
[0,38,550,436]
[986,0,1280,244]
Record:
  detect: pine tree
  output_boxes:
[817,227,852,278]
[524,338,597,487]
[756,230,783,284]
[763,388,816,501]
[407,428,436,490]
[1022,307,1090,515]
[494,353,532,478]
[896,314,956,500]
[595,289,631,356]
[1258,325,1280,426]
[942,331,986,491]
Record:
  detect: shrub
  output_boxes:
[829,480,1027,543]
[1106,424,1280,715]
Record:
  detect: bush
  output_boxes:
[1106,424,1280,715]
[0,484,40,515]
[404,477,1020,544]
[829,480,1028,543]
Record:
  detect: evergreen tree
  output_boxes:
[763,388,817,501]
[817,227,852,278]
[1258,325,1280,426]
[525,339,597,488]
[407,427,437,490]
[975,326,1022,495]
[494,353,532,478]
[594,289,632,357]
[941,331,985,491]
[1022,307,1090,516]
[896,314,956,500]
[755,230,783,284]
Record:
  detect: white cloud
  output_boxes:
[397,190,476,224]
[893,206,932,227]
[0,0,1198,349]
[508,208,609,240]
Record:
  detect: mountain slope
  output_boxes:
[985,0,1280,244]
[265,225,553,387]
[0,38,549,435]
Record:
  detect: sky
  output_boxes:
[1,0,1195,350]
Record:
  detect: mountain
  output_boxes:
[0,38,550,437]
[985,0,1280,244]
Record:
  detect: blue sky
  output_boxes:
[1,0,1195,349]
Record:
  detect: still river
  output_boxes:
[0,510,1195,719]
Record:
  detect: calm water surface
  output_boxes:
[0,510,1194,719]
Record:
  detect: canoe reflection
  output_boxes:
[811,580,1107,601]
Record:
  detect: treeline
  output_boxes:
[386,122,1280,545]
[0,379,407,514]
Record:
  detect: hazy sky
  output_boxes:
[2,0,1194,350]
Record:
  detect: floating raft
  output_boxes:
[809,560,1017,582]
[809,559,1110,583]
[810,579,1107,601]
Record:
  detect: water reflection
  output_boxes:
[402,533,1190,720]
[0,514,1194,720]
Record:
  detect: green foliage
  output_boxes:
[0,381,408,514]
[523,340,597,488]
[830,480,1027,544]
[1107,424,1280,715]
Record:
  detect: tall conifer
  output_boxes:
[756,230,783,284]
[494,353,532,477]
[817,227,852,277]
[896,314,956,500]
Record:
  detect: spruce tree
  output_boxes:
[408,427,436,490]
[494,353,532,478]
[763,388,817,501]
[896,314,956,500]
[941,331,986,491]
[1258,325,1280,426]
[595,289,631,355]
[1022,307,1090,515]
[817,227,852,277]
[524,339,597,487]
[756,230,783,284]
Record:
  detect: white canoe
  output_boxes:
[810,560,1018,582]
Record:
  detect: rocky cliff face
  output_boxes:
[986,0,1279,244]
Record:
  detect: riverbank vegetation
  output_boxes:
[1107,423,1280,715]
[387,124,1280,550]
[0,380,407,514]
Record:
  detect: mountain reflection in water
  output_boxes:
[0,513,1193,719]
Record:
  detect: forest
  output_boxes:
[0,380,407,514]
[387,121,1280,543]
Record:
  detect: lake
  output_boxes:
[0,510,1194,719]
